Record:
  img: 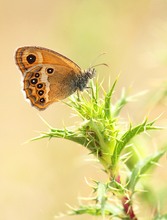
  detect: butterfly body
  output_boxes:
[15,46,95,110]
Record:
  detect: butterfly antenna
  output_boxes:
[89,52,109,69]
[91,63,109,68]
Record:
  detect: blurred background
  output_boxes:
[1,0,167,219]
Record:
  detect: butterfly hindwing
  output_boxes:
[23,64,78,110]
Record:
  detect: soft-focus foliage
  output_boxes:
[1,1,167,219]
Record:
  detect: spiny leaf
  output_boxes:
[112,88,128,117]
[96,182,107,204]
[69,203,123,217]
[31,128,89,147]
[104,78,117,119]
[127,149,167,191]
[113,90,148,117]
[115,119,160,156]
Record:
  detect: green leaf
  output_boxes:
[154,214,167,220]
[70,204,123,217]
[70,205,102,216]
[31,128,89,147]
[128,149,167,191]
[104,79,117,119]
[113,90,148,117]
[112,88,128,117]
[115,119,159,156]
[69,181,124,218]
[96,182,107,205]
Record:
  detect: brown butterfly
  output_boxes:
[15,46,95,110]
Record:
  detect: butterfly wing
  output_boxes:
[15,47,82,110]
[15,46,81,74]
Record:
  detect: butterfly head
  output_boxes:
[76,67,96,91]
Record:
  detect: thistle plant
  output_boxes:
[34,78,167,220]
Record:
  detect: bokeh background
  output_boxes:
[1,0,167,219]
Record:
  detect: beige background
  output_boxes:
[1,0,167,219]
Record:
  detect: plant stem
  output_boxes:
[122,195,137,220]
[115,175,138,220]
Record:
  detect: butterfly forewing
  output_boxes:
[15,47,81,74]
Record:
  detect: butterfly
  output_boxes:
[15,46,95,110]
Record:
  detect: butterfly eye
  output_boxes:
[27,54,36,64]
[31,78,38,84]
[47,68,54,74]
